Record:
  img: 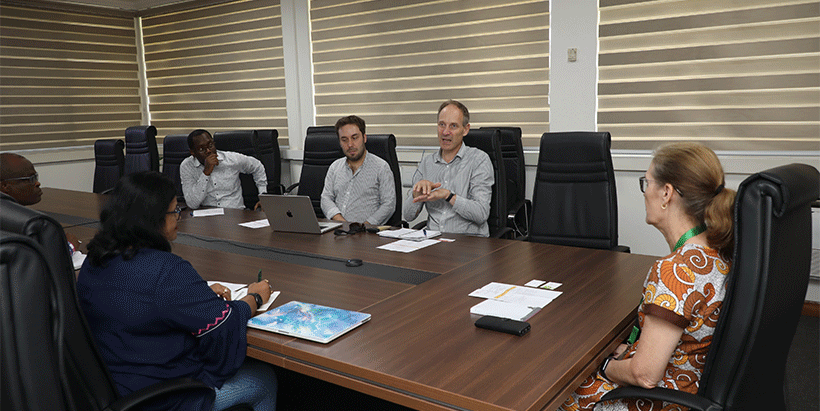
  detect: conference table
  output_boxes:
[35,188,658,411]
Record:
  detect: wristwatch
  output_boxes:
[600,355,615,381]
[445,192,455,202]
[248,292,264,309]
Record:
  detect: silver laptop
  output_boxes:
[258,194,342,234]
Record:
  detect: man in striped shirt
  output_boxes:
[320,115,396,225]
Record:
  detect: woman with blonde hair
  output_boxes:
[559,142,735,410]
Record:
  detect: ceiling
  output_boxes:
[44,0,198,12]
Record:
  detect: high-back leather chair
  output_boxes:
[481,126,529,237]
[124,125,160,175]
[1,232,67,410]
[285,126,344,217]
[92,139,124,194]
[529,131,629,251]
[0,203,214,411]
[365,133,402,226]
[463,129,512,238]
[254,129,283,195]
[161,134,189,203]
[601,163,819,411]
[214,130,262,210]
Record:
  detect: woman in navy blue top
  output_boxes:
[78,171,277,411]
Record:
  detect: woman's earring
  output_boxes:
[661,203,667,210]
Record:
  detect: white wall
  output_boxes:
[548,0,598,131]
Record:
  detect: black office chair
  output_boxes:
[601,163,820,411]
[214,130,263,210]
[162,134,189,203]
[463,129,512,238]
[528,131,629,252]
[124,125,160,175]
[481,126,530,237]
[254,129,284,195]
[213,129,285,208]
[93,139,124,194]
[0,209,214,410]
[364,133,402,226]
[285,126,344,217]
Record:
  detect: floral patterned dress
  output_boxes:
[558,244,730,411]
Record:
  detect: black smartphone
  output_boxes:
[475,316,530,336]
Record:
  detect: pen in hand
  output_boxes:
[257,269,262,283]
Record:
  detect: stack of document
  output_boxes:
[377,228,441,241]
[468,282,562,321]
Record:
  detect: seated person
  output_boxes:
[402,100,493,236]
[78,171,277,411]
[557,142,735,411]
[180,129,267,210]
[320,115,396,225]
[1,152,80,252]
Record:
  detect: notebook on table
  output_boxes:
[247,301,371,344]
[258,194,342,234]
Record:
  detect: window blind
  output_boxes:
[141,0,288,144]
[311,0,549,147]
[0,2,140,150]
[598,0,820,151]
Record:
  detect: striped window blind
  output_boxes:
[0,2,140,150]
[311,0,550,147]
[141,0,288,143]
[598,0,820,151]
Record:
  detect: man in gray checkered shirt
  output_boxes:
[403,100,493,237]
[320,115,396,226]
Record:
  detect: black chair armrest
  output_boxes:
[284,182,299,194]
[600,386,720,411]
[613,245,631,253]
[491,227,514,239]
[107,377,213,411]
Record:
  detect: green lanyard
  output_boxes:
[627,223,707,345]
[674,223,707,251]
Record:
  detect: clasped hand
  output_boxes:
[412,180,451,203]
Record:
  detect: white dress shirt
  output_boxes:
[180,150,267,209]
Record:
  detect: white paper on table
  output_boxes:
[192,208,225,217]
[377,228,441,241]
[239,218,270,229]
[377,228,416,239]
[72,251,86,270]
[206,281,279,311]
[376,239,439,253]
[525,279,546,288]
[469,282,562,308]
[470,299,540,321]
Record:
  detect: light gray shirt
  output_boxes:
[180,150,267,209]
[403,143,493,237]
[320,151,396,225]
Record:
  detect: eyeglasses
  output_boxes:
[638,177,651,193]
[166,205,183,220]
[639,176,684,196]
[195,141,215,154]
[2,173,38,184]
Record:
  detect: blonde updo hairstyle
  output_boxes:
[651,142,735,261]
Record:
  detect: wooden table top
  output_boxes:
[52,188,657,411]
